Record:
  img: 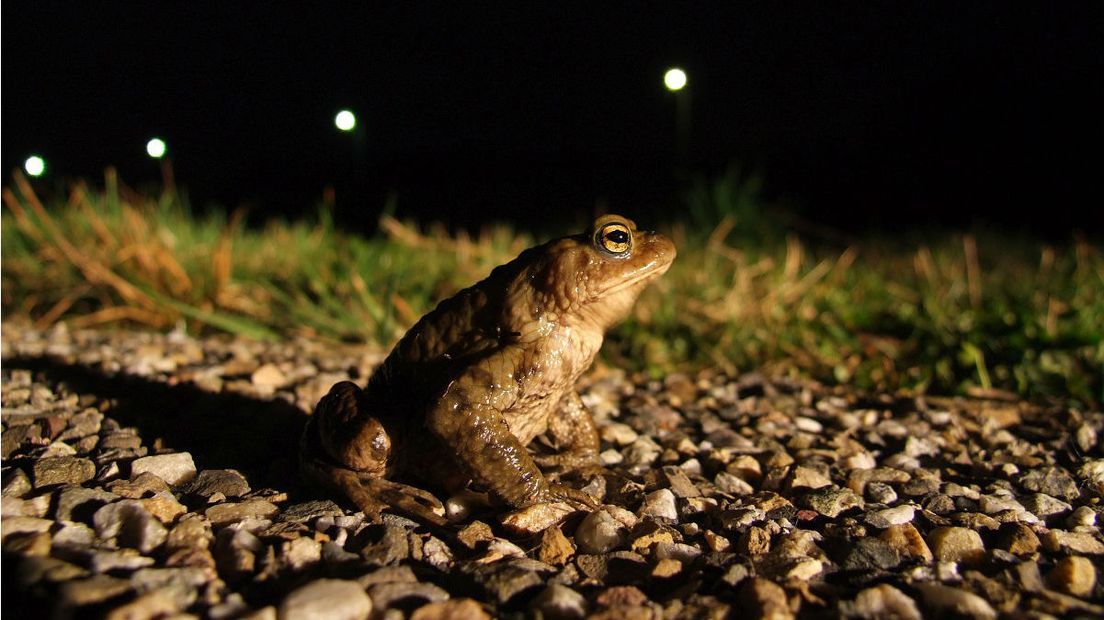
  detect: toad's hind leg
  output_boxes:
[301,381,445,526]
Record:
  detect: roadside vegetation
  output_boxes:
[3,169,1101,405]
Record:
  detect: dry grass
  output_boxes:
[3,170,1102,405]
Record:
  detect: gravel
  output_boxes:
[3,321,1104,617]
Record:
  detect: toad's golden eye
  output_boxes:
[595,222,632,256]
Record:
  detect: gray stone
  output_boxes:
[55,486,118,522]
[92,500,168,553]
[1020,467,1080,501]
[279,578,372,620]
[186,468,251,499]
[278,500,342,525]
[842,538,901,571]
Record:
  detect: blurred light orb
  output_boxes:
[335,110,357,132]
[664,67,688,92]
[24,155,46,177]
[146,138,167,159]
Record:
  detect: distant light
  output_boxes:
[664,67,688,92]
[335,110,357,132]
[24,155,46,177]
[146,138,167,159]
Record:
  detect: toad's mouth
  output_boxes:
[592,257,673,298]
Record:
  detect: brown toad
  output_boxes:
[300,215,675,524]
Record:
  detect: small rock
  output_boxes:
[1077,459,1104,495]
[844,584,922,620]
[1067,506,1097,528]
[104,591,178,620]
[927,527,985,567]
[638,489,678,521]
[1042,530,1104,555]
[410,599,491,620]
[842,538,900,571]
[90,549,157,573]
[251,363,288,388]
[130,453,197,486]
[1020,467,1080,501]
[1046,556,1096,598]
[367,582,449,614]
[279,578,372,620]
[107,472,172,499]
[803,486,864,518]
[715,471,754,495]
[865,505,915,529]
[283,536,322,571]
[33,456,95,488]
[501,502,577,536]
[1022,493,1073,520]
[93,500,168,554]
[57,574,132,609]
[739,577,793,620]
[539,526,576,566]
[787,466,832,490]
[864,482,898,504]
[914,583,996,620]
[205,498,279,526]
[55,486,118,522]
[141,492,188,524]
[879,523,933,563]
[574,509,628,554]
[530,583,586,619]
[457,521,495,550]
[186,469,251,499]
[997,522,1040,557]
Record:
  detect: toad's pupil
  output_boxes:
[607,230,629,244]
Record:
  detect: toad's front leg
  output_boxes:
[533,391,601,474]
[301,381,445,526]
[428,373,596,511]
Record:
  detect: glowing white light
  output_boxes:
[146,138,167,159]
[664,67,688,92]
[335,110,357,131]
[24,155,46,177]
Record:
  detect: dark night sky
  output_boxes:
[3,3,1102,233]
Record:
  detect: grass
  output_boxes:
[3,169,1102,406]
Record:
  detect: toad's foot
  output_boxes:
[539,482,599,510]
[357,474,448,526]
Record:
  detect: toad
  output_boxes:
[300,215,675,524]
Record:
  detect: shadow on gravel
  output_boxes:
[5,355,307,489]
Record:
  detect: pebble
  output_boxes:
[845,584,922,620]
[186,469,251,499]
[33,456,96,487]
[92,500,168,553]
[638,488,678,521]
[803,486,863,518]
[6,326,1104,619]
[864,505,915,528]
[129,453,197,486]
[410,599,491,620]
[205,498,279,526]
[1046,556,1096,598]
[927,527,986,567]
[279,579,372,620]
[997,522,1040,557]
[574,509,628,554]
[530,583,586,619]
[914,583,996,620]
